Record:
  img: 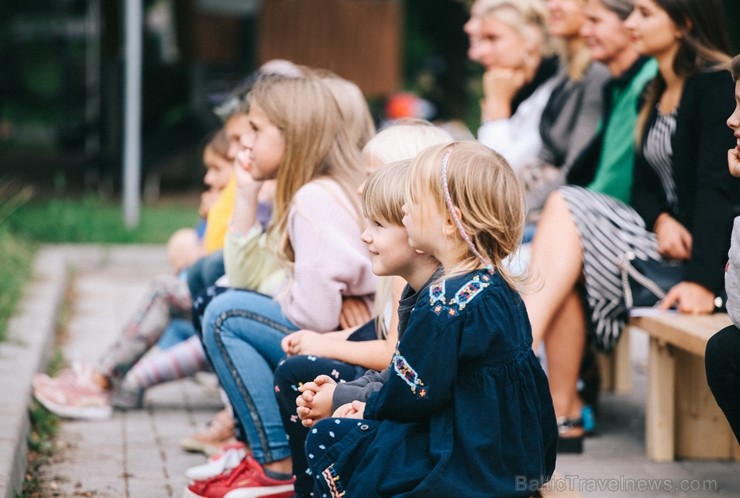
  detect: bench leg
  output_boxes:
[674,350,736,459]
[646,338,675,462]
[596,327,632,394]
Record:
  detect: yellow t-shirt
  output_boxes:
[203,174,237,252]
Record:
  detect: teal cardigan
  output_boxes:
[567,57,658,203]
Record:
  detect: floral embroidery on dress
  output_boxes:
[393,351,429,399]
[429,272,492,316]
[321,464,346,497]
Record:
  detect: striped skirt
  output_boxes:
[560,186,661,352]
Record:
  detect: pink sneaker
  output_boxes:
[180,408,237,456]
[182,455,294,498]
[32,361,89,392]
[33,362,112,420]
[185,443,248,481]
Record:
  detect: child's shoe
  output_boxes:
[110,383,145,410]
[181,408,237,456]
[182,454,294,498]
[33,362,112,420]
[185,442,248,481]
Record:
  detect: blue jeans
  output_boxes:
[201,288,297,463]
[187,250,225,299]
[156,318,195,350]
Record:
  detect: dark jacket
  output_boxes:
[631,68,740,294]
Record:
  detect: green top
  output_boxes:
[588,58,658,203]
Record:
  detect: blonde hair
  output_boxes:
[246,72,366,264]
[478,0,558,58]
[362,160,410,226]
[363,119,453,170]
[407,141,526,289]
[316,70,376,150]
[361,121,452,338]
[361,161,411,338]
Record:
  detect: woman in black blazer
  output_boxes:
[520,0,739,453]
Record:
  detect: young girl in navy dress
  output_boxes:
[304,141,558,497]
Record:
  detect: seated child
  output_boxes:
[301,141,558,497]
[166,128,236,275]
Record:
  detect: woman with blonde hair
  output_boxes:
[464,0,561,171]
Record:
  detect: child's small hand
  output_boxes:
[332,400,366,419]
[729,148,740,178]
[234,149,264,194]
[282,330,334,357]
[297,375,337,427]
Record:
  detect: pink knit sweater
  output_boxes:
[275,179,376,331]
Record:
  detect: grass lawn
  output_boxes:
[0,192,201,342]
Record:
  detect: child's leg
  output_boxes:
[120,334,208,392]
[191,285,229,338]
[274,355,363,496]
[156,318,195,350]
[201,289,297,468]
[97,274,192,384]
[186,250,225,299]
[305,418,375,496]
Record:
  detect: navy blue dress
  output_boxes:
[306,269,557,497]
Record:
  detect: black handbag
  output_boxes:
[617,251,686,308]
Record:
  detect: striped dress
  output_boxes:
[560,109,677,352]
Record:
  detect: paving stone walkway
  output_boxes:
[3,245,740,497]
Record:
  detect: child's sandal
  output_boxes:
[556,416,584,454]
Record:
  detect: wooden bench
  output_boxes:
[596,326,633,394]
[628,312,740,462]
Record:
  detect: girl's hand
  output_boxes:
[729,148,740,178]
[654,214,692,260]
[480,68,526,121]
[234,149,264,195]
[332,400,366,419]
[332,402,357,418]
[346,400,366,419]
[297,375,337,427]
[339,297,371,329]
[282,330,335,357]
[660,281,716,313]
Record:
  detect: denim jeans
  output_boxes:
[156,318,195,350]
[187,250,225,299]
[201,288,298,463]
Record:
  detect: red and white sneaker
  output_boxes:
[32,361,112,420]
[182,455,294,498]
[185,442,248,481]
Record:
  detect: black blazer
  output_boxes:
[631,68,740,293]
